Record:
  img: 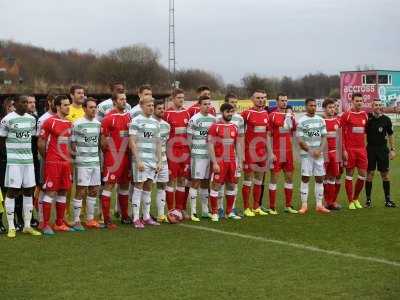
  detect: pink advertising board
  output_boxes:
[340,71,378,112]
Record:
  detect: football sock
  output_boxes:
[5,197,15,230]
[22,196,33,229]
[141,190,151,220]
[225,190,236,215]
[365,181,372,201]
[315,183,324,207]
[73,198,82,223]
[199,188,209,215]
[217,186,224,209]
[175,186,186,210]
[132,188,142,222]
[284,182,293,207]
[189,187,198,216]
[300,181,309,204]
[118,190,129,219]
[166,186,174,211]
[383,180,390,201]
[334,182,341,202]
[269,183,277,209]
[353,176,365,200]
[156,189,166,217]
[42,195,53,227]
[55,196,67,226]
[252,180,263,209]
[101,190,112,224]
[86,196,97,221]
[242,181,251,209]
[345,176,353,202]
[209,190,219,214]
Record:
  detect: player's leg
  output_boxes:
[189,158,201,221]
[118,182,131,224]
[53,190,75,232]
[242,162,254,217]
[156,162,169,223]
[72,185,87,231]
[299,156,312,214]
[345,167,355,208]
[315,175,329,213]
[41,190,56,235]
[283,171,297,213]
[353,166,367,209]
[132,180,144,228]
[378,148,395,207]
[21,187,41,236]
[225,162,241,220]
[0,189,5,234]
[268,169,278,214]
[20,164,41,235]
[252,171,267,216]
[365,170,374,208]
[4,187,20,238]
[142,178,159,226]
[86,185,101,228]
[209,180,222,222]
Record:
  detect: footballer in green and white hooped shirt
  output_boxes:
[296,98,329,215]
[129,97,162,229]
[152,99,171,223]
[0,95,41,238]
[71,98,102,230]
[187,96,216,222]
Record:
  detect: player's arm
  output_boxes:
[155,126,162,172]
[387,117,396,160]
[100,118,109,151]
[128,122,144,171]
[0,117,8,149]
[317,120,328,159]
[38,118,50,158]
[186,118,194,150]
[296,122,310,152]
[70,124,78,154]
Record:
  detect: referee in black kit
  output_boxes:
[365,99,396,208]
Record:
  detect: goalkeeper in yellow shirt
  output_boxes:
[66,85,86,222]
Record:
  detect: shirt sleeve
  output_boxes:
[296,120,304,137]
[39,118,51,140]
[71,123,78,143]
[320,119,327,136]
[129,120,138,136]
[187,117,195,135]
[207,124,217,142]
[101,117,110,136]
[0,117,9,137]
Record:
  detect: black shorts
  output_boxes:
[367,145,389,172]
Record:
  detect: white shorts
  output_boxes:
[191,158,210,180]
[5,164,36,188]
[76,166,101,187]
[132,163,156,183]
[301,155,325,177]
[156,162,169,183]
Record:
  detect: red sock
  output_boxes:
[175,188,185,210]
[353,178,365,200]
[345,177,353,203]
[269,185,277,209]
[252,184,262,209]
[209,196,218,214]
[242,183,251,209]
[118,194,129,219]
[42,202,52,227]
[334,183,341,203]
[101,195,111,223]
[226,195,235,215]
[323,183,328,202]
[166,190,174,211]
[183,187,189,210]
[326,183,335,205]
[284,184,293,207]
[55,202,66,226]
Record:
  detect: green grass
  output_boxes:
[1,132,400,300]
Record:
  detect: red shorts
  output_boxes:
[243,148,268,173]
[270,151,294,173]
[103,155,131,185]
[345,147,368,171]
[167,147,190,179]
[44,161,72,191]
[325,151,342,177]
[211,161,238,184]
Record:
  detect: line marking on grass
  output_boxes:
[180,224,400,268]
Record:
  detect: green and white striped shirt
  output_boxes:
[0,112,36,165]
[157,118,170,163]
[129,115,161,169]
[129,104,143,119]
[187,112,216,159]
[72,117,101,167]
[96,99,131,121]
[217,112,244,135]
[296,114,327,157]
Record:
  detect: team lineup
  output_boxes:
[0,83,396,238]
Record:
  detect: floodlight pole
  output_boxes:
[168,0,177,88]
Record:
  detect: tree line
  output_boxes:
[0,40,339,99]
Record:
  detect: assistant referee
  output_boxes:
[365,99,396,208]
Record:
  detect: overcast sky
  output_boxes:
[1,0,399,83]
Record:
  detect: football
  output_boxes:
[167,209,183,224]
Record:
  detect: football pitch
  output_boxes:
[1,134,400,300]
